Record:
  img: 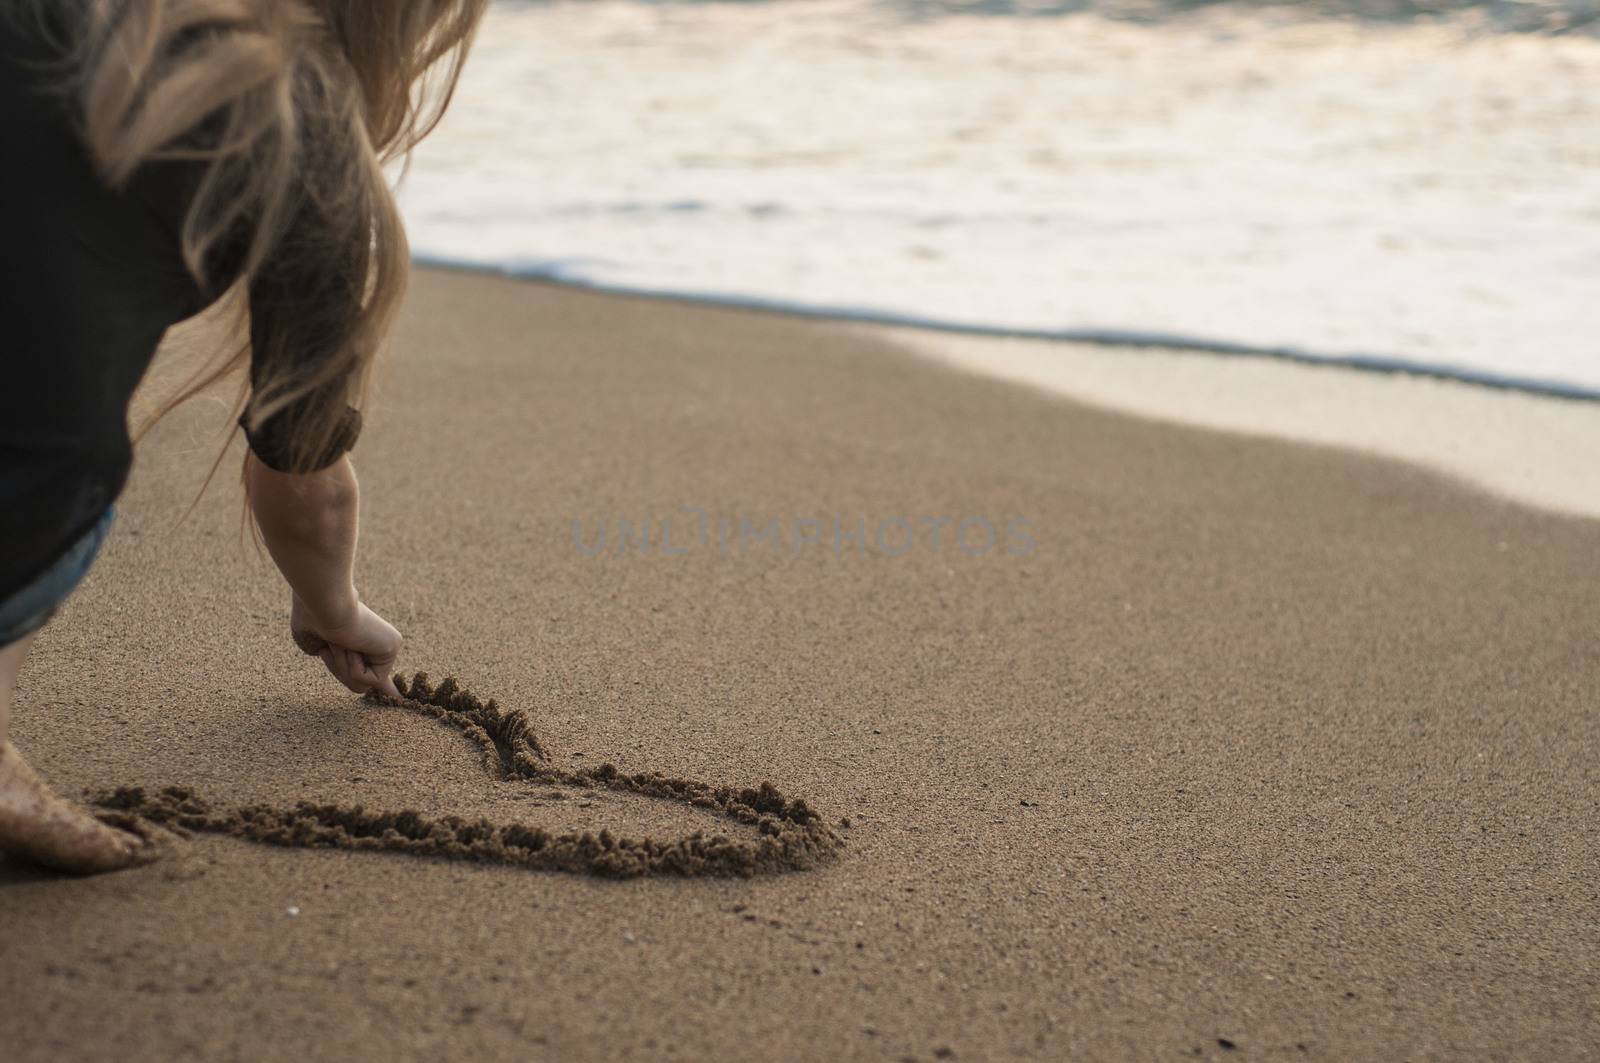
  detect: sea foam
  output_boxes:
[399,0,1600,397]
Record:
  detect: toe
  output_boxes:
[0,745,148,874]
[8,810,142,875]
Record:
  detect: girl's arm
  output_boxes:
[243,452,402,697]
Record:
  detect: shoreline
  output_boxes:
[415,259,1600,521]
[414,256,1600,403]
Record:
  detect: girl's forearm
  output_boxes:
[244,452,362,626]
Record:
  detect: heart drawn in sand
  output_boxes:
[91,673,844,878]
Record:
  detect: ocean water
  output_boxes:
[399,0,1600,395]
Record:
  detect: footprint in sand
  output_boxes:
[90,673,844,879]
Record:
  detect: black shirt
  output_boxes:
[0,15,360,600]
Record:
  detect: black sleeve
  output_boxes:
[239,401,362,473]
[238,247,364,475]
[234,248,367,473]
[112,78,365,475]
[233,125,370,475]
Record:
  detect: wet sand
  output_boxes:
[889,326,1600,521]
[2,268,1597,1060]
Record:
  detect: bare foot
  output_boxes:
[0,742,144,874]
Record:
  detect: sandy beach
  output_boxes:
[2,268,1597,1060]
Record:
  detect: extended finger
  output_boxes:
[321,646,366,694]
[374,668,402,699]
[347,648,389,696]
[347,650,380,691]
[340,648,370,693]
[356,653,402,699]
[351,653,390,697]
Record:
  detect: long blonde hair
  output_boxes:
[11,0,485,473]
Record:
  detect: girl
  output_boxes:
[0,1,486,873]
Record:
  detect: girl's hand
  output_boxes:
[290,594,403,698]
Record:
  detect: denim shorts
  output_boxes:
[0,506,116,646]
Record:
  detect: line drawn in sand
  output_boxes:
[91,672,844,878]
